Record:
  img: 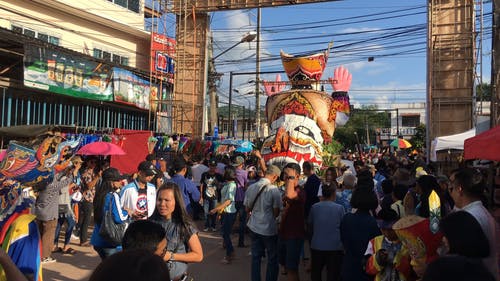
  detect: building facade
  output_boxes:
[0,0,173,132]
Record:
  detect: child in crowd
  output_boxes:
[391,184,408,218]
[365,208,413,281]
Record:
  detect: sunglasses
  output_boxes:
[285,175,296,180]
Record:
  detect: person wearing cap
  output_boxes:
[232,155,249,247]
[365,208,412,281]
[243,164,282,281]
[167,157,200,216]
[120,161,157,221]
[199,159,224,232]
[52,156,83,255]
[35,165,76,264]
[91,168,130,260]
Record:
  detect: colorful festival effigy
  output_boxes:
[0,132,79,281]
[261,45,351,168]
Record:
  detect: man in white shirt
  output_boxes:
[120,161,157,220]
[449,168,499,281]
[244,165,282,281]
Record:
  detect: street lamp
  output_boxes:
[209,31,257,137]
[212,31,257,61]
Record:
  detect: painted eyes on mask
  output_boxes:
[294,125,314,139]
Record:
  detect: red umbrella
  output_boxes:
[77,141,126,156]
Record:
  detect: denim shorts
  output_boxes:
[278,238,304,270]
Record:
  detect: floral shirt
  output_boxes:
[335,189,353,213]
[81,168,98,203]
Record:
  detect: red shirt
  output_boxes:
[279,188,306,239]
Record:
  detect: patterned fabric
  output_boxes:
[81,168,97,203]
[0,214,42,281]
[335,189,353,213]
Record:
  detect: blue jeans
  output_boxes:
[251,231,278,281]
[94,246,120,260]
[222,212,237,257]
[203,198,217,228]
[235,201,247,246]
[54,214,76,246]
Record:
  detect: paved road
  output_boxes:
[43,221,312,281]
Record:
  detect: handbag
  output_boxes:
[58,204,70,214]
[99,192,127,246]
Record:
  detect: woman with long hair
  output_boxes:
[90,168,129,260]
[149,182,203,280]
[209,166,238,264]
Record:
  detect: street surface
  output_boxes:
[43,221,311,281]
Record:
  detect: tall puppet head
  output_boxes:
[261,45,351,168]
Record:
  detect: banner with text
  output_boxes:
[151,33,175,83]
[23,44,113,101]
[113,68,158,111]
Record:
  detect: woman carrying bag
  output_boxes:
[90,168,130,260]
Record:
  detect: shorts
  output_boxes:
[278,238,304,270]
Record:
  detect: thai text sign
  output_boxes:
[23,44,113,101]
[151,33,175,82]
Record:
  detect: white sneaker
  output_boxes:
[41,257,56,264]
[203,227,209,232]
[71,234,79,240]
[210,227,216,232]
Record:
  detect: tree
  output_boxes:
[334,105,391,151]
[476,82,491,101]
[410,123,426,149]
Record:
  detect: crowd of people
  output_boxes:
[3,146,499,281]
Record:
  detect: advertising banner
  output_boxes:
[113,68,158,110]
[23,44,113,101]
[151,33,175,82]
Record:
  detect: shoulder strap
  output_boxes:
[250,184,268,212]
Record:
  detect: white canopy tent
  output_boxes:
[430,128,476,161]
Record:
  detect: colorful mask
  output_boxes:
[261,46,351,168]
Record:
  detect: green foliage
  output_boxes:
[476,83,491,101]
[333,106,391,150]
[410,123,426,149]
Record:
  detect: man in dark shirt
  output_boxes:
[167,157,200,216]
[279,162,305,281]
[199,159,224,231]
[302,161,320,219]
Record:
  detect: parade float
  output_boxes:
[261,45,351,168]
[0,130,79,281]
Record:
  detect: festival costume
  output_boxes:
[365,236,412,281]
[261,46,351,168]
[0,214,42,281]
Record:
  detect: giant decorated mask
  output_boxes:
[261,46,351,168]
[0,134,79,227]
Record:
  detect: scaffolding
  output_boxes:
[427,0,475,143]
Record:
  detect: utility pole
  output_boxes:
[255,7,261,139]
[492,0,500,127]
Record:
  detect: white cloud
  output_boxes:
[341,27,382,33]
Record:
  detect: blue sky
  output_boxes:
[205,0,492,110]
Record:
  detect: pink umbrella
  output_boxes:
[76,141,126,156]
